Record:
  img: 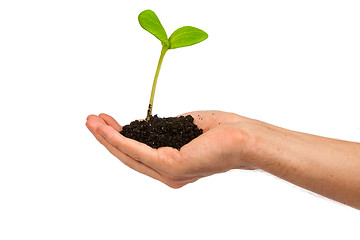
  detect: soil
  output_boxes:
[120,115,203,150]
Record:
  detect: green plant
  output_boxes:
[138,9,208,121]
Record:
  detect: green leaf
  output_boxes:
[138,10,169,47]
[169,26,208,49]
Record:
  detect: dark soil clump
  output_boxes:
[120,115,203,150]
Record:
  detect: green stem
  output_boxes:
[146,45,168,121]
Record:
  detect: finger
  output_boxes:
[87,115,201,187]
[86,115,166,183]
[96,124,161,171]
[92,127,195,188]
[99,113,122,132]
[94,132,166,183]
[86,115,103,135]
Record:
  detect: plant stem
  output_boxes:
[146,45,168,121]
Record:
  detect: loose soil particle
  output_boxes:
[120,115,203,150]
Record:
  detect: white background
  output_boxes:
[1,0,359,239]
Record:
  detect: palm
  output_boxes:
[86,111,251,188]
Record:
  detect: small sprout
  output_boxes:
[138,10,208,121]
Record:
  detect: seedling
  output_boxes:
[138,9,208,121]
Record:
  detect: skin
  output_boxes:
[86,111,360,210]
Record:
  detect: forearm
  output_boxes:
[244,120,360,209]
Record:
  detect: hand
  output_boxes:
[86,110,360,208]
[86,111,256,188]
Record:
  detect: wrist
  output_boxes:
[230,116,293,171]
[227,116,263,170]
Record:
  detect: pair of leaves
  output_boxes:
[138,10,208,49]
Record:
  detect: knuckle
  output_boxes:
[165,180,185,189]
[98,125,109,136]
[163,163,187,181]
[170,167,187,179]
[158,148,188,178]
